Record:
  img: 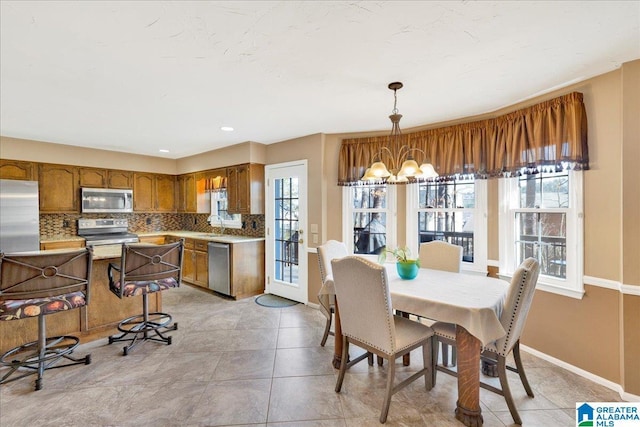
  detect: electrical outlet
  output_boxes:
[62,219,70,228]
[312,233,318,244]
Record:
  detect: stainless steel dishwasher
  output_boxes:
[208,242,231,296]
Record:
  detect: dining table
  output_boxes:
[319,264,510,427]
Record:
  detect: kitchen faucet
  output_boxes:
[208,215,225,235]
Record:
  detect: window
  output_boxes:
[407,178,487,273]
[499,170,583,298]
[342,184,396,258]
[208,190,242,229]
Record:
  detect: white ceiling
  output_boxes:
[1,1,639,159]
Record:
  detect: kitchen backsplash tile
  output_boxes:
[40,213,265,239]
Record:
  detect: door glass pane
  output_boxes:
[274,177,299,283]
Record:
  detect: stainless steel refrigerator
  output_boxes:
[0,179,40,253]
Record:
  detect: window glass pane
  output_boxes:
[519,172,569,208]
[417,179,477,263]
[514,211,566,279]
[353,212,386,255]
[419,181,475,209]
[352,186,386,209]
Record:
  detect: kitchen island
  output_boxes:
[0,246,162,354]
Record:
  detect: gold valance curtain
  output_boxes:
[338,92,588,185]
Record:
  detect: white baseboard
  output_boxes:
[520,344,640,402]
[307,302,320,310]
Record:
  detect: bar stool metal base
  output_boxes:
[0,315,91,391]
[108,310,177,355]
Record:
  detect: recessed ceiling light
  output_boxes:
[221,126,234,132]
[159,149,170,153]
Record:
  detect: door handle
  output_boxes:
[298,238,304,244]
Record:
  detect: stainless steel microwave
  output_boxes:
[81,187,133,213]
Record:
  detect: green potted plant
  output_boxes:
[378,246,420,280]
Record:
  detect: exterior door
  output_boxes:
[265,161,308,303]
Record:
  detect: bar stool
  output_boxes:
[107,240,184,355]
[0,248,93,391]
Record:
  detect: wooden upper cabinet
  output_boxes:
[176,173,197,213]
[39,163,79,212]
[227,163,264,215]
[155,174,175,212]
[79,168,132,189]
[79,167,107,188]
[107,170,133,189]
[0,160,36,181]
[134,172,175,212]
[133,173,154,211]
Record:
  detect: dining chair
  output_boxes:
[108,240,184,355]
[432,257,540,425]
[0,248,93,390]
[316,240,348,347]
[331,256,436,424]
[418,240,463,367]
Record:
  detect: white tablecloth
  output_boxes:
[387,266,509,346]
[320,264,510,346]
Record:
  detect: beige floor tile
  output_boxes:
[268,375,344,422]
[274,347,337,377]
[212,349,276,380]
[187,378,271,426]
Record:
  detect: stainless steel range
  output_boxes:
[78,218,139,246]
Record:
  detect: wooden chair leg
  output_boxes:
[441,342,450,366]
[335,337,349,392]
[422,339,434,391]
[320,315,331,347]
[380,356,395,423]
[498,356,522,425]
[431,337,439,387]
[513,341,534,397]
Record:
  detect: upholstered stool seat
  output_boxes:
[0,249,93,391]
[108,240,184,355]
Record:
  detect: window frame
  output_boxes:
[209,190,243,229]
[342,184,397,261]
[498,170,584,299]
[406,178,488,275]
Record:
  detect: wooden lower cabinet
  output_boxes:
[228,240,265,299]
[182,238,208,288]
[171,236,264,298]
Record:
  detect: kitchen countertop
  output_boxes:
[40,231,264,247]
[139,231,265,244]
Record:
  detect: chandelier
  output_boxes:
[361,82,438,183]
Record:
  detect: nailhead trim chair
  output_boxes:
[418,240,463,367]
[108,240,184,355]
[0,248,93,390]
[432,257,540,425]
[316,240,348,347]
[331,256,436,424]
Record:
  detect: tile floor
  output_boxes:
[0,284,624,426]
